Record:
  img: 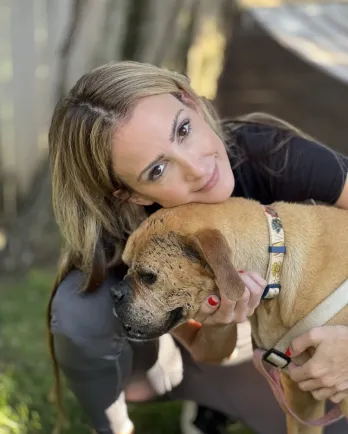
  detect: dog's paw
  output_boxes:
[181,401,206,434]
[106,392,134,434]
[146,334,183,395]
[181,402,232,434]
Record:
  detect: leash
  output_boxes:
[253,349,343,427]
[254,206,348,426]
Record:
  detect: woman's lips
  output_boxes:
[198,164,219,192]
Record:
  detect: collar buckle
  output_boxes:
[263,348,291,369]
[262,283,281,300]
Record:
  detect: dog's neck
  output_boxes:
[214,199,271,279]
[227,200,308,350]
[206,199,288,349]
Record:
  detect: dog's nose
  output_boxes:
[111,286,125,303]
[110,281,131,305]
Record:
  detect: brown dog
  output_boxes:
[111,197,348,434]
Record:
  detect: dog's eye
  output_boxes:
[138,271,157,285]
[181,243,201,263]
[204,264,213,274]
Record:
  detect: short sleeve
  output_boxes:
[232,124,348,205]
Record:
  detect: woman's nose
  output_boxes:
[182,157,206,181]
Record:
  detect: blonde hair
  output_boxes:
[49,61,221,290]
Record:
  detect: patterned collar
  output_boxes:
[261,206,286,300]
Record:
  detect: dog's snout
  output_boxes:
[111,281,131,305]
[124,324,132,332]
[111,286,125,303]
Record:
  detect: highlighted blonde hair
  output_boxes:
[49,61,221,289]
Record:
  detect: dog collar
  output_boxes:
[262,206,286,300]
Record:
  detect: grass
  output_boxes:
[0,269,252,433]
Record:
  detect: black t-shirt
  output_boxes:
[50,121,348,434]
[228,122,347,205]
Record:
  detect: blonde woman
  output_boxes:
[48,61,348,434]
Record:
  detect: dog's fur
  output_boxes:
[112,197,348,433]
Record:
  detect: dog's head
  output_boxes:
[111,220,245,341]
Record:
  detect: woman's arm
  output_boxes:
[207,124,348,400]
[249,126,348,403]
[288,326,348,404]
[171,272,266,363]
[286,174,348,404]
[335,175,348,208]
[172,320,237,364]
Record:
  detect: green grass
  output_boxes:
[0,269,252,433]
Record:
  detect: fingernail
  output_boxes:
[238,270,244,273]
[285,347,292,357]
[208,296,219,306]
[188,319,202,328]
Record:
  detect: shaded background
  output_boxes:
[0,0,348,432]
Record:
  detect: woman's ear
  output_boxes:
[128,195,154,206]
[180,91,204,117]
[113,189,131,201]
[113,189,154,206]
[180,91,199,110]
[180,91,194,105]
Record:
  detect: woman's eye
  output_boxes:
[178,120,191,140]
[148,163,166,181]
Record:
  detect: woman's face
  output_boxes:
[111,93,235,208]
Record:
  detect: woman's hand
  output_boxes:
[171,271,266,360]
[172,271,266,349]
[288,325,348,403]
[194,271,266,324]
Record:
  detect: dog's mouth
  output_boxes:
[118,307,184,342]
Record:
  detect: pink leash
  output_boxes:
[253,349,345,427]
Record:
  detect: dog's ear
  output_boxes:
[187,229,245,302]
[122,232,138,265]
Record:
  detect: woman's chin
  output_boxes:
[200,183,234,204]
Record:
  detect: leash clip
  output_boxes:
[262,348,291,369]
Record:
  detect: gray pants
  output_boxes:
[129,338,348,434]
[52,270,348,434]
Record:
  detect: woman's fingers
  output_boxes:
[194,271,266,325]
[239,271,266,316]
[194,295,221,323]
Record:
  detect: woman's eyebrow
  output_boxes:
[169,109,183,143]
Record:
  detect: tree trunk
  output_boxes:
[0,0,238,274]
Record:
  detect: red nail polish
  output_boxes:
[238,270,244,273]
[285,347,292,358]
[208,296,218,306]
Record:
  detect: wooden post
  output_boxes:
[187,0,236,100]
[10,0,38,196]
